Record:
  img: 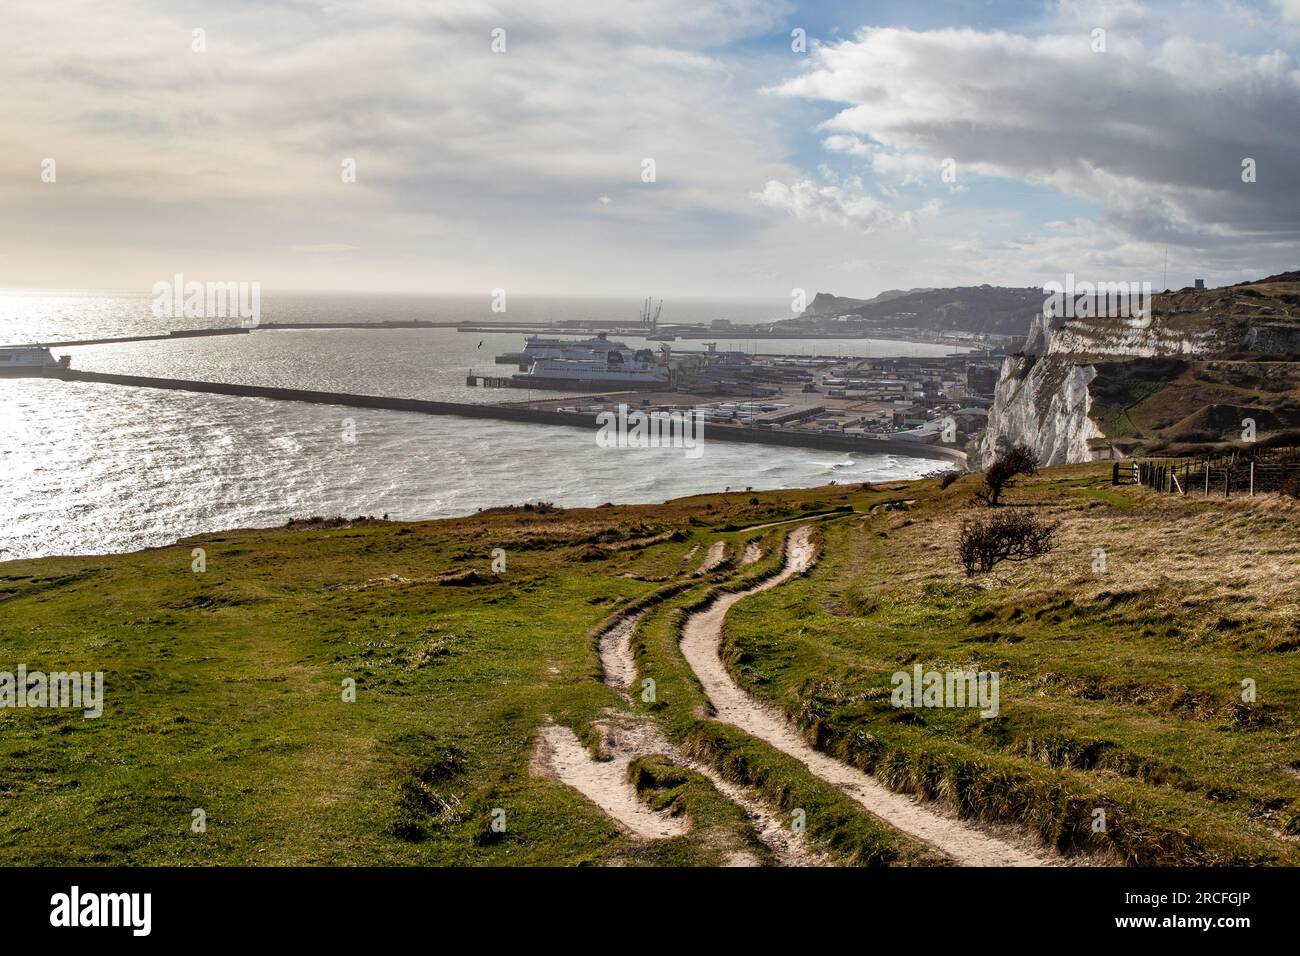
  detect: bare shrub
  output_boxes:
[959,510,1057,576]
[975,444,1039,506]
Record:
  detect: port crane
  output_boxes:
[639,297,662,331]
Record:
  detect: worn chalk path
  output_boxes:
[595,605,829,866]
[691,541,727,576]
[532,609,824,861]
[678,525,1055,867]
[532,722,689,840]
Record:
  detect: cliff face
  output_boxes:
[978,351,1102,469]
[975,279,1300,470]
[977,311,1105,468]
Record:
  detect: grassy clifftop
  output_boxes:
[1,468,1297,865]
[1087,357,1300,452]
[724,466,1300,863]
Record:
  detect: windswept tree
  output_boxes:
[958,510,1057,576]
[975,443,1039,506]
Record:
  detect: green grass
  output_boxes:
[721,466,1300,863]
[3,467,1296,865]
[0,486,874,865]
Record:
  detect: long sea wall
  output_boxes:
[27,368,967,466]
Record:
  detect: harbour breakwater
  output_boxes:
[25,368,966,466]
[32,321,462,349]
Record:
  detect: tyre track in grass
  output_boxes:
[595,608,829,865]
[678,524,1058,867]
[530,598,827,863]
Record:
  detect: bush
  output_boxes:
[975,444,1039,506]
[958,510,1057,576]
[1281,473,1300,499]
[938,470,962,489]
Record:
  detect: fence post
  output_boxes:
[1250,461,1255,497]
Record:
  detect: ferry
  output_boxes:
[0,346,71,375]
[519,333,626,360]
[508,334,670,390]
[496,333,627,366]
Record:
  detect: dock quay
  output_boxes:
[23,367,965,465]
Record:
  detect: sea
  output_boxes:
[0,290,964,560]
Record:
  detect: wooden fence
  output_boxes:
[1121,448,1300,497]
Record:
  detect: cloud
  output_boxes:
[753,178,889,229]
[1,1,1296,296]
[821,134,876,158]
[287,244,359,254]
[1275,0,1300,22]
[0,0,796,291]
[770,25,1300,253]
[752,171,941,230]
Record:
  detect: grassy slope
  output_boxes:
[1088,358,1300,447]
[2,468,1297,865]
[0,488,889,865]
[1071,276,1300,451]
[725,465,1300,863]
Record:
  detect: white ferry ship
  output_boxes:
[0,346,71,374]
[509,334,670,389]
[520,333,626,360]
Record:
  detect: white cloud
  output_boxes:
[752,172,941,230]
[288,244,359,255]
[0,1,1295,296]
[821,134,876,158]
[770,25,1300,255]
[0,0,796,292]
[754,178,887,229]
[1274,0,1300,22]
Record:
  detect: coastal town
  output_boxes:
[494,347,1001,451]
[465,313,1006,452]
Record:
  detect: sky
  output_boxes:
[1,0,1298,300]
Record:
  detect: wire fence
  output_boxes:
[1120,447,1300,498]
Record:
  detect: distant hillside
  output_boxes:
[803,288,934,316]
[978,272,1300,466]
[793,285,1042,337]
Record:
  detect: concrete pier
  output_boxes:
[20,367,967,466]
[29,320,466,349]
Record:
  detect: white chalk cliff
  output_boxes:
[974,311,1287,469]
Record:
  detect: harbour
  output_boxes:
[14,365,968,465]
